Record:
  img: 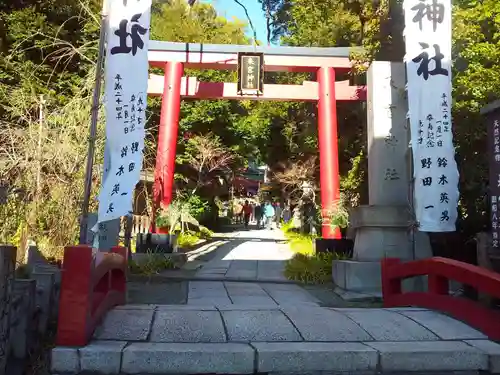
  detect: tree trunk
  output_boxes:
[377,0,405,62]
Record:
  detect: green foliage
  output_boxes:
[282,223,317,255]
[322,194,350,231]
[176,133,236,197]
[198,225,213,239]
[282,217,350,284]
[156,199,200,232]
[185,194,209,220]
[0,0,103,257]
[284,252,348,284]
[264,0,500,240]
[177,232,200,248]
[145,0,266,176]
[2,0,499,257]
[129,252,177,276]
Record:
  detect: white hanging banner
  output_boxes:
[95,0,152,226]
[404,0,460,232]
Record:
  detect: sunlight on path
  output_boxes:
[195,228,293,281]
[221,240,292,261]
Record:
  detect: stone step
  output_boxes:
[51,305,500,374]
[52,340,500,374]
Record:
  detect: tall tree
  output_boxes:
[263,0,500,236]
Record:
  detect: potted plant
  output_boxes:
[155,211,171,235]
[154,199,201,251]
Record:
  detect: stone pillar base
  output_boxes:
[333,260,382,294]
[332,205,432,296]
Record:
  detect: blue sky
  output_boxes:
[201,0,269,44]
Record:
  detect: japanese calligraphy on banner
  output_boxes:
[95,0,152,226]
[404,0,460,232]
[485,108,500,248]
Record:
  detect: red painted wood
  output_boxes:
[317,67,341,239]
[148,50,353,73]
[147,75,367,102]
[381,257,500,340]
[56,245,128,346]
[152,62,183,232]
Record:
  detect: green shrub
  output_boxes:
[281,226,316,255]
[199,226,213,239]
[129,252,177,276]
[284,252,348,284]
[288,234,316,255]
[187,194,209,220]
[177,232,200,248]
[281,220,295,234]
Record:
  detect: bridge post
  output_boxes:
[153,61,184,231]
[317,66,341,239]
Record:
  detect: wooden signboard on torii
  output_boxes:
[147,41,367,239]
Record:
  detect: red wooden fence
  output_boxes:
[56,245,128,346]
[382,257,500,340]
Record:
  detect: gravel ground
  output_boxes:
[127,280,188,304]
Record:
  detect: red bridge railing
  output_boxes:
[382,257,500,340]
[56,245,128,346]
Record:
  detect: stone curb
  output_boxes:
[52,340,500,374]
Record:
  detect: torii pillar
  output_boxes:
[152,61,183,231]
[318,67,341,239]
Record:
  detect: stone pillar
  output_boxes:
[332,61,432,298]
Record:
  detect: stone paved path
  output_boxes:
[51,227,500,374]
[188,281,319,306]
[194,228,292,282]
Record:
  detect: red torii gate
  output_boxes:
[147,41,367,239]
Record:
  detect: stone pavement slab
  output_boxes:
[150,310,226,343]
[222,309,302,341]
[253,342,379,373]
[121,343,255,374]
[338,308,440,341]
[397,309,488,340]
[187,281,321,307]
[188,297,233,305]
[280,306,373,341]
[93,308,153,341]
[79,341,127,374]
[465,339,500,373]
[366,341,488,372]
[262,283,320,304]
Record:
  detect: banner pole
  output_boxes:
[79,0,109,244]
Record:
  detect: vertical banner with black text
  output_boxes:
[404,0,460,232]
[485,107,500,249]
[95,0,152,227]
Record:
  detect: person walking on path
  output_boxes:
[254,203,263,229]
[282,204,292,224]
[274,202,283,229]
[241,200,252,229]
[263,201,275,229]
